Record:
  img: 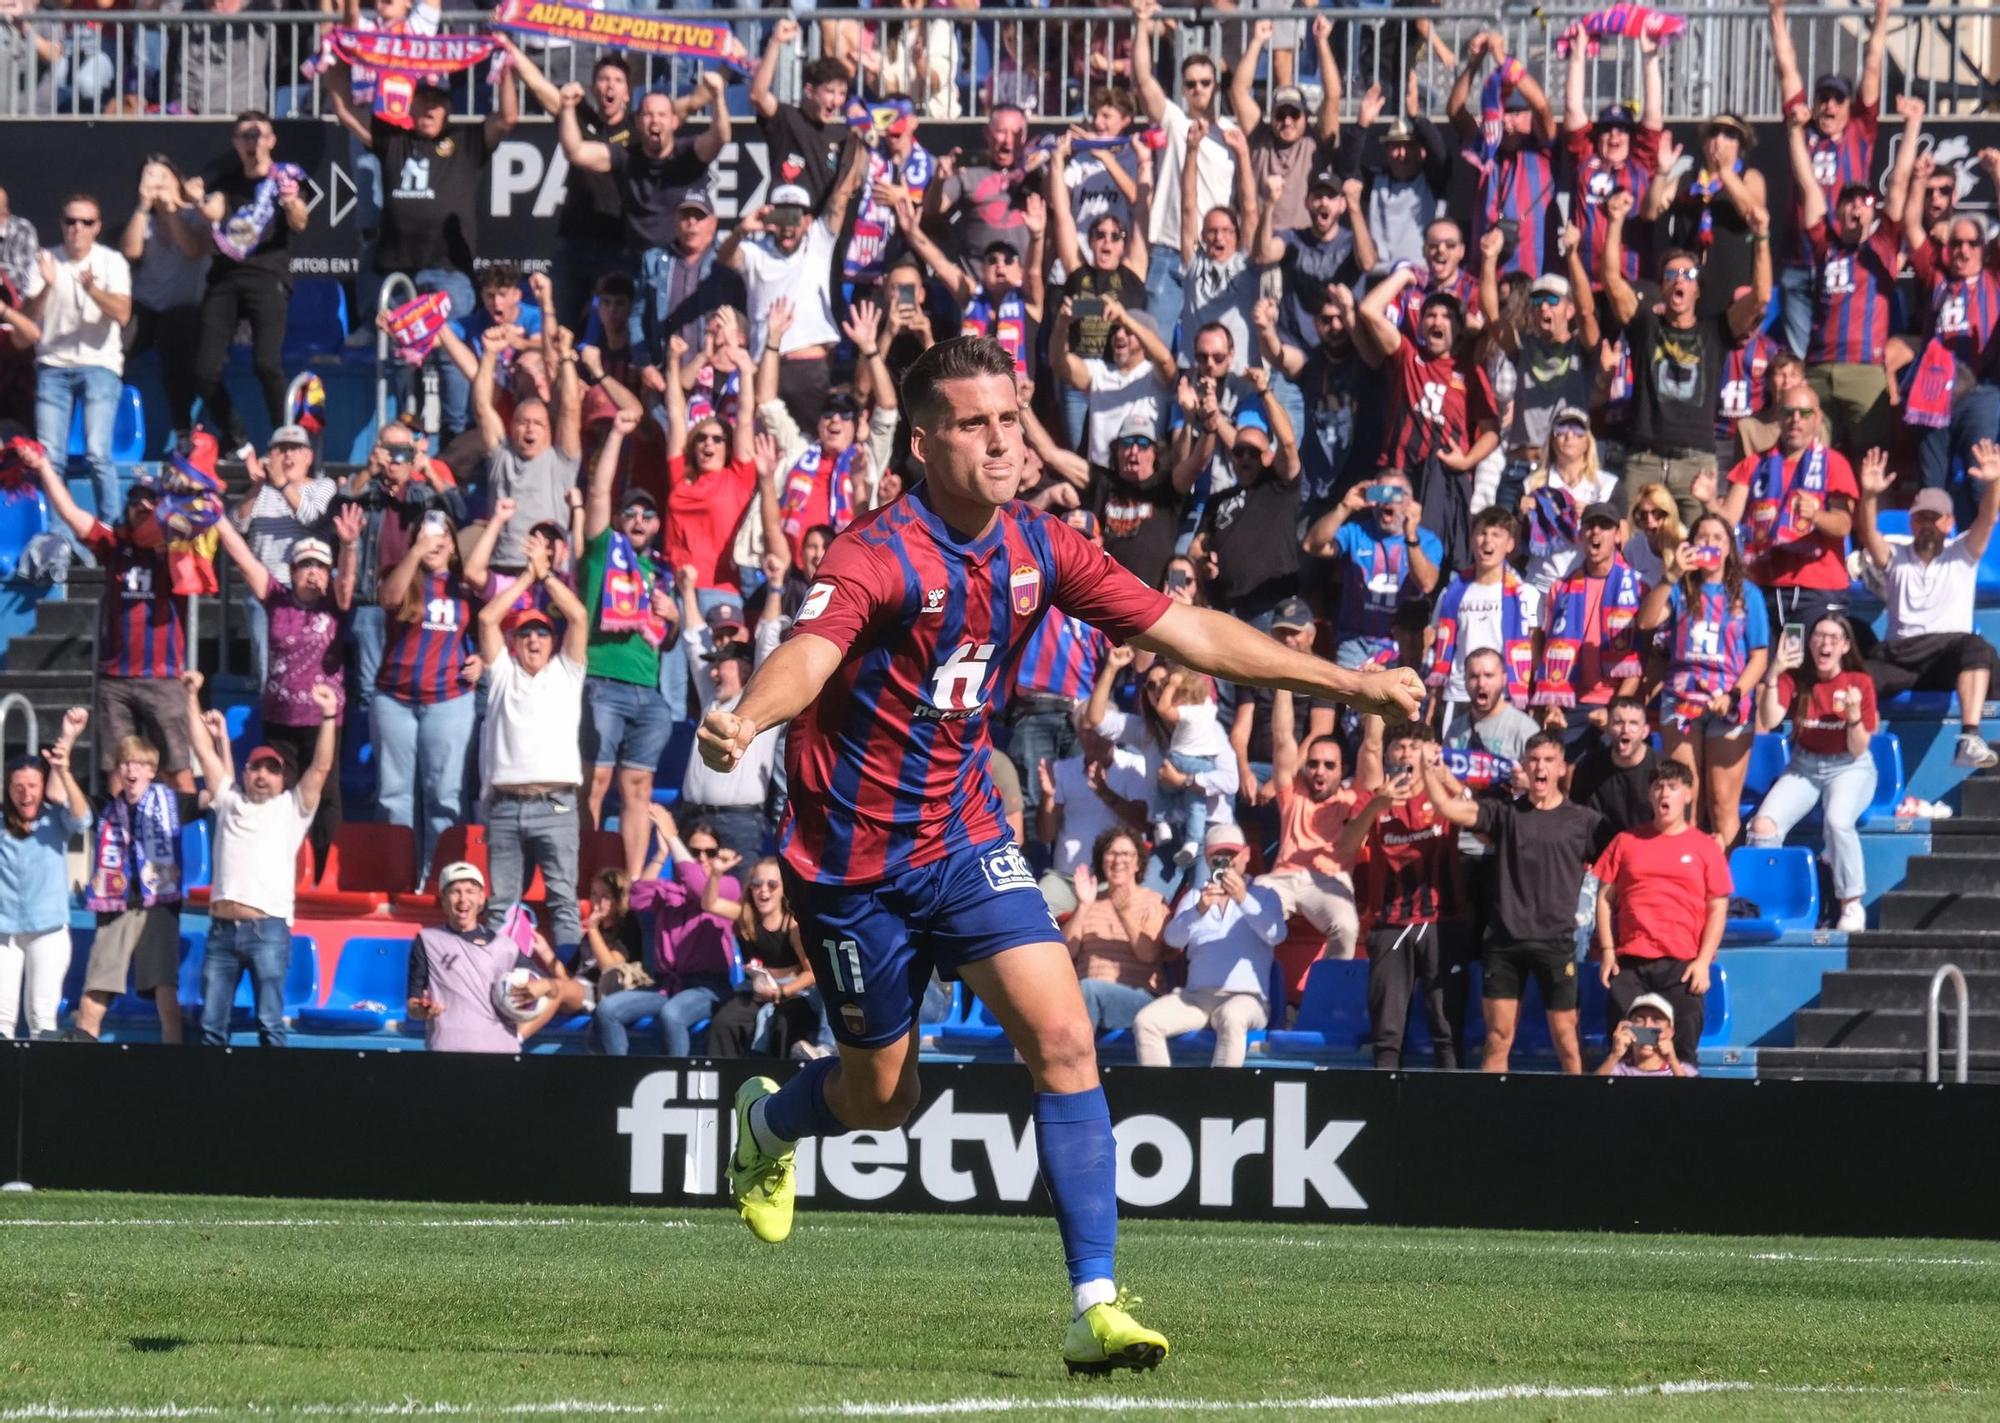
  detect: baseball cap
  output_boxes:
[620,487,660,514]
[1271,85,1307,114]
[438,860,485,891]
[1307,167,1342,195]
[1122,309,1160,339]
[269,424,312,449]
[502,606,555,637]
[245,745,287,774]
[288,536,334,568]
[1628,992,1677,1025]
[702,640,753,666]
[769,183,811,209]
[1580,501,1621,527]
[1202,823,1248,854]
[1911,488,1954,519]
[706,601,747,639]
[1595,103,1637,130]
[1064,508,1099,538]
[821,391,862,420]
[1116,410,1158,444]
[1270,595,1314,632]
[678,187,715,216]
[1837,182,1877,207]
[1529,273,1571,299]
[1552,403,1592,431]
[1813,72,1854,100]
[1382,118,1416,144]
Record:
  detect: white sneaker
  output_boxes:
[1835,902,1867,933]
[1172,839,1198,868]
[1953,733,1999,770]
[1153,820,1174,848]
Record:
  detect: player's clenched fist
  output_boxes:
[1347,666,1426,723]
[698,708,757,772]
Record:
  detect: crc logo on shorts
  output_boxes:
[797,581,835,623]
[981,843,1037,892]
[1010,563,1041,617]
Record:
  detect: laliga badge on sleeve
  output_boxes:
[797,582,835,623]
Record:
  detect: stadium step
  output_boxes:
[1817,970,2000,1011]
[3,633,97,674]
[1957,777,2000,819]
[1848,943,2000,971]
[1755,1047,2000,1084]
[1872,891,2000,932]
[1791,1005,2000,1051]
[1892,855,2000,894]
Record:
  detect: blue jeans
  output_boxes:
[1007,706,1078,812]
[1922,381,2000,521]
[35,364,122,544]
[200,916,291,1048]
[373,691,477,879]
[1153,750,1217,845]
[416,267,477,436]
[1748,748,1877,901]
[1079,977,1157,1033]
[593,973,732,1055]
[1062,383,1091,450]
[348,605,387,718]
[1777,265,1813,360]
[483,790,582,945]
[1144,243,1187,355]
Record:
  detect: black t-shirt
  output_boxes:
[762,103,856,214]
[1624,307,1732,455]
[200,158,293,280]
[373,122,492,275]
[607,142,710,252]
[1091,463,1187,587]
[559,102,632,246]
[1199,474,1301,621]
[1569,746,1659,838]
[1060,265,1147,361]
[1473,796,1611,942]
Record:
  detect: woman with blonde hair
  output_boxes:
[1523,405,1621,593]
[1624,480,1685,588]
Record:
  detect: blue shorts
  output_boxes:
[780,839,1060,1048]
[582,675,674,773]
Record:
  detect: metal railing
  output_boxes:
[0,693,37,765]
[0,6,1991,125]
[1925,963,1970,1085]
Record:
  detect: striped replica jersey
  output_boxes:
[1565,124,1661,285]
[1716,329,1780,443]
[1469,137,1557,278]
[1010,608,1107,703]
[377,570,476,704]
[781,485,1169,885]
[1784,99,1877,269]
[1911,238,2000,380]
[1391,268,1481,333]
[86,522,186,680]
[1806,219,1901,366]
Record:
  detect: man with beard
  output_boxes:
[1905,147,2000,508]
[1131,0,1239,333]
[1355,95,1455,275]
[1275,170,1372,353]
[1561,28,1664,288]
[1050,297,1175,475]
[1857,442,2000,770]
[1230,16,1342,234]
[1569,695,1661,835]
[1083,411,1192,585]
[1480,222,1599,513]
[1188,371,1302,625]
[751,17,860,217]
[1264,287,1385,515]
[1253,687,1360,959]
[1303,469,1441,672]
[1390,217,1482,337]
[1448,30,1558,278]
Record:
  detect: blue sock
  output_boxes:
[1034,1087,1118,1291]
[758,1054,848,1146]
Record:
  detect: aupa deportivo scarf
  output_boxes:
[1533,560,1645,707]
[213,163,306,261]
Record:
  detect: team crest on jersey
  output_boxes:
[797,581,834,623]
[980,843,1038,892]
[1009,564,1041,616]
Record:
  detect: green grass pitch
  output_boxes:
[0,1192,1995,1420]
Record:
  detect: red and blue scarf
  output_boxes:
[783,441,860,538]
[86,785,183,912]
[1741,442,1828,560]
[387,290,454,366]
[1688,160,1742,250]
[1427,568,1535,706]
[595,529,669,648]
[1474,58,1527,176]
[1905,338,1957,429]
[1533,560,1645,707]
[962,284,1030,375]
[1556,5,1687,57]
[1525,487,1583,563]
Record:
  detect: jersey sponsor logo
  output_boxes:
[980,842,1038,893]
[924,587,946,614]
[796,581,835,623]
[1009,563,1041,616]
[920,641,996,719]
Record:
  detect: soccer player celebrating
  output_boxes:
[697,336,1423,1375]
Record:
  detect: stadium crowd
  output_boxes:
[3,0,2000,1075]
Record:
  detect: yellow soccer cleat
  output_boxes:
[728,1075,796,1244]
[1062,1290,1169,1376]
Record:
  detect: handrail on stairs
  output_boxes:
[1926,964,1970,1085]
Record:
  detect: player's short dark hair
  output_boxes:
[1522,730,1566,760]
[233,109,273,129]
[594,272,636,300]
[1464,646,1505,671]
[1385,721,1436,753]
[803,522,838,547]
[1472,504,1518,539]
[803,57,849,89]
[1650,758,1695,790]
[477,262,524,295]
[900,336,1019,431]
[1608,694,1648,719]
[592,53,630,80]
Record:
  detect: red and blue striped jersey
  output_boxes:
[1470,138,1556,278]
[1716,329,1780,442]
[1392,268,1481,333]
[780,486,1169,885]
[1008,609,1107,703]
[1806,220,1901,366]
[1565,124,1660,286]
[377,570,476,705]
[86,522,185,681]
[1911,238,2000,380]
[1785,100,1877,268]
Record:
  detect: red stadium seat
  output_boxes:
[298,823,417,915]
[391,824,487,915]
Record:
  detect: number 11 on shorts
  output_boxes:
[822,937,865,993]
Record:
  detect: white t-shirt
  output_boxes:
[1050,748,1151,876]
[1095,704,1238,825]
[1443,577,1544,704]
[1146,103,1239,252]
[482,649,586,789]
[1082,358,1167,467]
[24,244,130,373]
[209,782,314,922]
[1884,536,1979,639]
[741,220,842,358]
[1167,699,1229,760]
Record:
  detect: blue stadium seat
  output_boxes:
[1699,963,1732,1048]
[0,488,47,578]
[1859,732,1906,826]
[1725,846,1819,941]
[1738,733,1792,815]
[1168,958,1287,1058]
[1873,509,1911,541]
[180,819,213,890]
[296,936,411,1033]
[1265,958,1372,1057]
[652,720,698,806]
[1575,962,1730,1049]
[937,989,1009,1054]
[65,384,146,465]
[283,280,350,360]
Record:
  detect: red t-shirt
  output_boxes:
[663,453,758,596]
[1381,340,1496,473]
[1591,825,1732,961]
[1776,669,1878,756]
[1725,446,1858,590]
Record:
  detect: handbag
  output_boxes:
[599,961,656,997]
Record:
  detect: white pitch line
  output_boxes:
[1172,1233,1992,1269]
[799,1379,1935,1417]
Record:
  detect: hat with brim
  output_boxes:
[502,607,556,637]
[1580,501,1621,527]
[438,861,485,891]
[1629,992,1677,1025]
[1202,824,1248,854]
[289,537,334,568]
[1911,488,1954,519]
[1702,113,1755,150]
